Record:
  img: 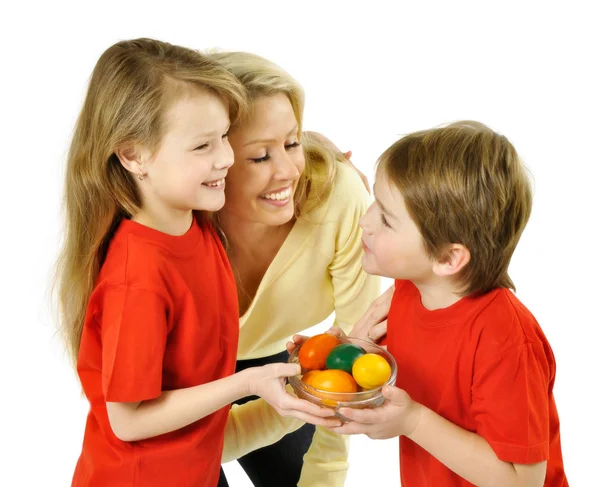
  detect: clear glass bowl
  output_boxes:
[288,336,397,421]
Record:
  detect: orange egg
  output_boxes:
[298,334,340,370]
[309,369,358,394]
[301,370,320,387]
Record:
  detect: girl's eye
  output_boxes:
[285,142,301,150]
[195,143,209,151]
[222,132,229,140]
[250,154,270,163]
[380,213,391,228]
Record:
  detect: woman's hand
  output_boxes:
[303,130,370,193]
[340,149,370,194]
[285,325,346,355]
[349,284,394,345]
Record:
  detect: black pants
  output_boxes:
[218,350,316,487]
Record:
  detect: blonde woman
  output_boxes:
[211,52,381,487]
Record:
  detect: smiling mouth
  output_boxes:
[260,186,292,201]
[202,178,225,189]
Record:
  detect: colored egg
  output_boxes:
[352,353,392,390]
[298,334,340,370]
[309,369,358,394]
[326,343,366,373]
[301,370,320,387]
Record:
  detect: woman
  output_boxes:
[211,51,382,487]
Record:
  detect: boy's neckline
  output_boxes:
[403,280,501,327]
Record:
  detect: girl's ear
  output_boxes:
[115,145,146,179]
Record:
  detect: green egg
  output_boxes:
[326,343,365,373]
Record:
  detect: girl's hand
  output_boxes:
[349,284,394,345]
[245,363,342,427]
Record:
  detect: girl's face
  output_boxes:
[222,93,306,227]
[137,89,234,215]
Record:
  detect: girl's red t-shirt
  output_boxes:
[72,217,239,487]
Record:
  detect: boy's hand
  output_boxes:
[327,385,423,439]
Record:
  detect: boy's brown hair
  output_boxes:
[378,121,532,296]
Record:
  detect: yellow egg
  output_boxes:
[352,353,392,390]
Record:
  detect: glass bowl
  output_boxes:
[288,336,397,421]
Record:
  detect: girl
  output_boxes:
[55,38,338,487]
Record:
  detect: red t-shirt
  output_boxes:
[387,280,568,486]
[72,216,239,487]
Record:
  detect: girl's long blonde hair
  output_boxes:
[55,38,246,366]
[208,51,338,218]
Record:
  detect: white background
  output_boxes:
[1,1,598,485]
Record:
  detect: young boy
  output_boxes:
[331,122,568,486]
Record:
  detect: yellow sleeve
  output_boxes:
[221,385,304,464]
[298,426,350,487]
[300,165,382,485]
[328,164,382,334]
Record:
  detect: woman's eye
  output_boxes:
[250,154,270,163]
[285,142,301,150]
[195,143,209,151]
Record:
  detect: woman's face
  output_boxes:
[223,93,306,227]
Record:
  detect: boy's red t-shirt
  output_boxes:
[72,217,239,487]
[387,280,568,486]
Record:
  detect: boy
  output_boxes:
[331,121,568,486]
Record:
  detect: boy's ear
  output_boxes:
[432,244,470,277]
[115,145,145,178]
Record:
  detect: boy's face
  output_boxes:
[360,169,435,282]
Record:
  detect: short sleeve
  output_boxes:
[100,286,168,402]
[471,342,551,464]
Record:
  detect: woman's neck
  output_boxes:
[218,211,294,260]
[218,211,296,316]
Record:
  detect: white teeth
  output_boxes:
[205,178,225,188]
[261,187,292,201]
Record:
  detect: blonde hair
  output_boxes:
[379,121,532,296]
[208,51,338,218]
[55,38,247,366]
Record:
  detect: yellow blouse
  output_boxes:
[223,163,381,486]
